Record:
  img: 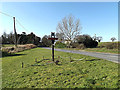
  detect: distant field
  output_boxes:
[2,48,119,88]
[98,41,119,47]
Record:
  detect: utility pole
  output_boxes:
[13,17,17,48]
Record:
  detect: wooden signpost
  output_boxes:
[48,32,58,62]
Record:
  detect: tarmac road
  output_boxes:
[43,47,119,63]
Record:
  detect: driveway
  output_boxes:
[43,47,119,63]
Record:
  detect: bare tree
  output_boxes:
[56,15,82,43]
[92,34,97,41]
[96,36,103,42]
[56,33,64,42]
[111,37,116,42]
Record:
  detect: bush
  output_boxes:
[119,42,120,50]
[105,42,118,49]
[77,44,86,49]
[71,42,86,49]
[105,43,114,49]
[2,51,13,57]
[55,41,66,48]
[76,35,98,48]
[1,47,14,52]
[97,44,105,48]
[2,44,37,53]
[71,42,79,48]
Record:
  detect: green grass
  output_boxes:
[2,48,119,88]
[2,44,15,47]
[59,47,118,54]
[98,41,119,46]
[85,48,118,54]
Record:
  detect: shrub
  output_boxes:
[97,44,105,48]
[2,51,13,57]
[113,43,118,49]
[105,42,118,49]
[55,41,66,48]
[76,44,86,49]
[2,44,37,53]
[82,40,98,48]
[105,43,114,49]
[1,47,14,52]
[76,34,98,48]
[119,42,120,50]
[71,42,79,48]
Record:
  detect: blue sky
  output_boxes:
[0,2,118,42]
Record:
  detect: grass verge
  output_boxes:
[2,48,119,88]
[58,47,119,54]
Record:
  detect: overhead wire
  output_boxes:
[16,19,30,33]
[0,11,14,33]
[0,11,30,33]
[0,11,13,18]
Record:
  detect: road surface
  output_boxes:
[43,47,119,63]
